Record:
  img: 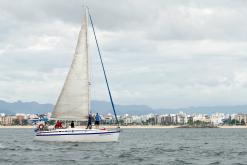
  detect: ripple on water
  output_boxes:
[169,159,193,165]
[238,151,247,156]
[0,143,5,149]
[149,147,177,154]
[118,152,133,158]
[118,153,145,164]
[0,158,17,163]
[209,161,221,165]
[199,150,225,157]
[179,146,190,151]
[1,128,247,164]
[83,156,91,159]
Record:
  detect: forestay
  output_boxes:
[51,10,90,121]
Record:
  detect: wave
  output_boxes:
[0,143,5,149]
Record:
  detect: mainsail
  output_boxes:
[51,10,90,121]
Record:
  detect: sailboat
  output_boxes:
[34,7,120,142]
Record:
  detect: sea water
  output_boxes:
[0,128,247,165]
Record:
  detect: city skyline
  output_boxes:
[1,110,247,127]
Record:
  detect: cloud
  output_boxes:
[0,0,247,109]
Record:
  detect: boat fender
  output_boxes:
[38,124,44,130]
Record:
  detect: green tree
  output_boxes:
[12,119,19,125]
[241,119,245,125]
[187,118,193,125]
[22,119,29,125]
[230,119,240,125]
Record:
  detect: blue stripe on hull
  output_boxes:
[36,131,120,136]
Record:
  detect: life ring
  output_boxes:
[38,124,44,130]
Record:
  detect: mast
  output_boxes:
[87,8,120,126]
[85,6,91,115]
[83,0,90,116]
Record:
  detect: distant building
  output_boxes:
[103,113,114,124]
[210,113,226,125]
[170,114,177,125]
[16,113,27,125]
[28,114,39,119]
[121,114,133,125]
[235,113,247,125]
[0,115,16,126]
[193,114,210,123]
[132,115,142,125]
[177,111,188,124]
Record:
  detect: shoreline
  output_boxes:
[1,125,247,129]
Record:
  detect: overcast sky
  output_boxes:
[0,0,247,108]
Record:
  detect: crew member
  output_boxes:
[71,121,75,128]
[95,113,101,129]
[55,120,63,129]
[86,114,92,129]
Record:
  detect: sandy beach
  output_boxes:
[218,125,247,128]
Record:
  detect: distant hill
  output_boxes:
[0,100,247,115]
[0,100,53,115]
[92,100,155,115]
[0,100,154,115]
[176,105,247,115]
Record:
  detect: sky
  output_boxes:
[0,0,247,108]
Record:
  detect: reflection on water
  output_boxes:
[0,128,247,165]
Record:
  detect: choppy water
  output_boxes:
[0,128,247,165]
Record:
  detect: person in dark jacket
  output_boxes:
[71,121,75,128]
[86,114,92,129]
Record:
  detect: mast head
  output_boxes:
[82,0,88,11]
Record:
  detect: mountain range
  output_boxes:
[0,100,247,115]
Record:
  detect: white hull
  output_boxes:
[34,128,120,142]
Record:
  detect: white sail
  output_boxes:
[51,10,90,121]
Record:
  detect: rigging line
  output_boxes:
[87,8,120,127]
